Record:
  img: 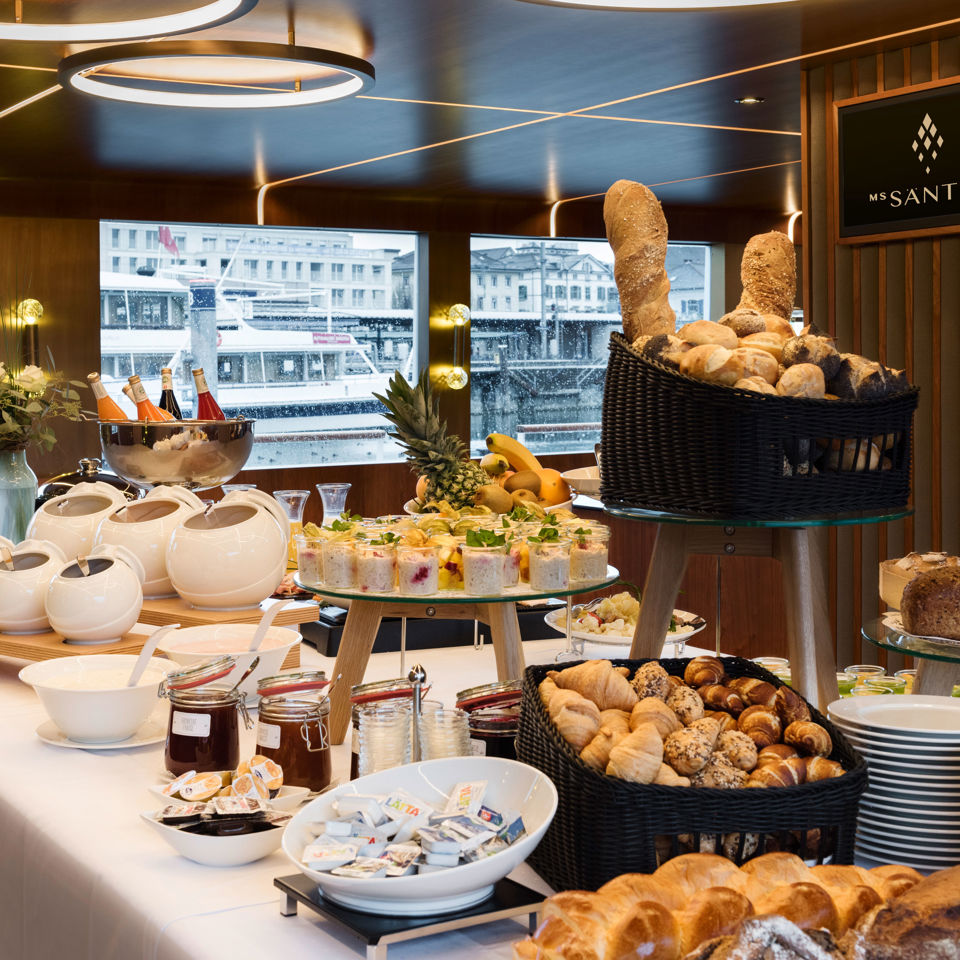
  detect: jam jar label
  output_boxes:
[256,721,281,750]
[171,710,212,738]
[470,738,487,757]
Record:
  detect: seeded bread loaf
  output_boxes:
[900,567,960,639]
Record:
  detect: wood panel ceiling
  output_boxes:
[0,0,958,216]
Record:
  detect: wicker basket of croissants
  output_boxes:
[516,655,866,892]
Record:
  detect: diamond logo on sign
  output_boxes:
[911,113,944,175]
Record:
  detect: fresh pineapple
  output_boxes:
[375,371,489,509]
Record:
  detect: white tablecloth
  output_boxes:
[0,633,716,960]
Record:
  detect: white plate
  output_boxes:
[855,836,960,864]
[830,715,960,744]
[856,826,960,849]
[855,846,956,872]
[560,466,600,498]
[839,733,960,756]
[882,612,960,648]
[858,811,960,834]
[867,766,960,783]
[543,607,705,646]
[36,717,166,749]
[149,782,311,810]
[828,695,960,735]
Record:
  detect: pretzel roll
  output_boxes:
[804,755,844,781]
[699,684,746,716]
[747,756,806,787]
[703,709,738,734]
[684,655,726,688]
[784,720,833,757]
[737,705,781,748]
[728,677,778,709]
[756,743,799,767]
[775,686,811,726]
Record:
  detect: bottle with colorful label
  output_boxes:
[158,367,183,420]
[87,372,127,421]
[192,368,226,421]
[128,375,172,422]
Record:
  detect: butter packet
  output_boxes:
[443,780,487,817]
[209,796,267,818]
[382,788,434,822]
[477,805,503,826]
[463,835,509,862]
[302,839,360,871]
[162,770,197,798]
[336,795,387,828]
[179,772,224,802]
[441,815,496,852]
[498,812,526,846]
[331,856,388,878]
[416,826,463,855]
[379,843,421,877]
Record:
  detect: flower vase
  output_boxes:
[0,448,38,543]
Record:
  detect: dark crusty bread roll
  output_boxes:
[828,354,909,401]
[900,566,960,639]
[781,335,842,381]
[633,332,690,369]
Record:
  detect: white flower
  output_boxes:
[14,364,45,393]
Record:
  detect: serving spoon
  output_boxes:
[247,598,293,652]
[126,623,180,687]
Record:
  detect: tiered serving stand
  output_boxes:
[862,616,960,696]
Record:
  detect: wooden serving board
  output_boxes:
[0,625,301,670]
[139,596,320,628]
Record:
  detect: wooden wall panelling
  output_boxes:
[940,236,960,554]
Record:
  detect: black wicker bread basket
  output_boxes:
[600,332,919,519]
[516,656,867,893]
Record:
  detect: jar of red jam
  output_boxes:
[349,677,431,780]
[456,680,521,761]
[161,656,247,777]
[256,671,331,792]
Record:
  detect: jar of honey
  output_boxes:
[161,656,247,776]
[256,670,331,792]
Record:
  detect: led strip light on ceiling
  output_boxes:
[514,0,797,8]
[0,0,257,42]
[59,41,375,109]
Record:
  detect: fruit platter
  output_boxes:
[375,372,572,515]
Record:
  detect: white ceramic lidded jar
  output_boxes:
[165,489,287,610]
[45,544,145,643]
[0,539,67,633]
[26,481,128,558]
[95,487,203,598]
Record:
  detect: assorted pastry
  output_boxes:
[539,656,844,789]
[512,851,925,960]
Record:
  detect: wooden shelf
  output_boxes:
[138,596,320,628]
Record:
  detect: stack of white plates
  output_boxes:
[828,695,960,871]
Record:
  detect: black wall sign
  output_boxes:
[838,80,960,242]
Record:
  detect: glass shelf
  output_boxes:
[604,504,913,529]
[295,566,620,606]
[862,617,960,664]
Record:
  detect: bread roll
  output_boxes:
[733,347,779,384]
[720,307,767,337]
[783,720,833,757]
[738,705,782,748]
[781,335,842,380]
[829,354,891,401]
[776,363,826,399]
[677,887,756,956]
[634,332,690,369]
[666,684,705,725]
[823,438,881,472]
[736,231,797,320]
[764,314,796,338]
[689,751,749,789]
[901,566,960,640]
[752,882,841,935]
[716,730,759,771]
[679,344,745,386]
[632,661,673,701]
[679,319,739,350]
[604,180,675,341]
[687,716,722,748]
[663,726,714,775]
[734,375,778,395]
[740,330,786,360]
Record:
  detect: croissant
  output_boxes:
[631,661,672,701]
[737,705,782,748]
[703,709,738,734]
[756,743,799,766]
[538,675,559,707]
[747,756,806,787]
[716,730,758,771]
[653,762,691,786]
[631,697,682,738]
[599,707,632,730]
[783,720,833,757]
[684,655,726,687]
[663,726,713,775]
[699,684,746,716]
[804,756,844,781]
[728,677,778,709]
[550,660,638,712]
[606,722,663,784]
[581,718,630,770]
[775,685,811,726]
[548,689,602,749]
[666,684,705,725]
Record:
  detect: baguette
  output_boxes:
[736,231,797,320]
[604,179,675,341]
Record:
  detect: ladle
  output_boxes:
[126,623,180,687]
[247,598,293,652]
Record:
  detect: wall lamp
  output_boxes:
[17,298,42,368]
[444,304,470,390]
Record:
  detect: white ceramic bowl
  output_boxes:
[149,782,311,811]
[156,623,302,698]
[19,653,171,742]
[140,810,284,866]
[95,488,203,598]
[560,466,600,498]
[0,539,67,633]
[26,481,128,558]
[166,498,286,610]
[45,544,145,643]
[282,756,558,915]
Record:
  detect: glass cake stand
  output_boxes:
[862,617,960,696]
[296,567,620,745]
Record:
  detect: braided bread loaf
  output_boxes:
[512,852,923,960]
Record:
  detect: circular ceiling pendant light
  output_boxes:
[0,0,257,42]
[515,0,796,8]
[59,41,375,109]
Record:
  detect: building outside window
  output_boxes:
[467,235,710,455]
[99,221,419,468]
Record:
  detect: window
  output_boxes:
[128,229,137,247]
[469,235,710,455]
[100,220,419,468]
[491,275,498,287]
[505,276,512,287]
[352,264,364,280]
[146,230,158,250]
[331,263,344,279]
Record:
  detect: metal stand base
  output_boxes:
[274,874,544,960]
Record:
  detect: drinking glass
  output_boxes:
[357,704,411,776]
[273,489,310,567]
[316,482,351,528]
[418,707,471,760]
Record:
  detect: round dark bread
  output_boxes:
[900,567,960,640]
